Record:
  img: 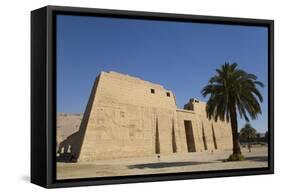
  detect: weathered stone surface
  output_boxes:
[57,71,233,162]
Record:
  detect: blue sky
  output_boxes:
[57,15,268,132]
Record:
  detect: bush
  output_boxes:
[227,153,245,161]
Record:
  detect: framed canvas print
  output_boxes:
[31,5,274,188]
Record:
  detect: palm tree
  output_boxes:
[201,63,263,161]
[240,123,257,152]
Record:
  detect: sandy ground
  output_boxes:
[57,146,268,180]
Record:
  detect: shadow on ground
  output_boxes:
[128,155,268,169]
[217,155,268,163]
[128,161,212,169]
[245,156,268,162]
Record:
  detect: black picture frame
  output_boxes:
[31,5,274,188]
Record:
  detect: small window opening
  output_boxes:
[151,89,155,94]
[166,92,170,97]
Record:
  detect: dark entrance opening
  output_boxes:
[184,120,196,152]
[155,117,160,154]
[202,122,208,150]
[212,124,218,149]
[172,119,177,153]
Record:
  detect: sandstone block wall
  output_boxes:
[57,71,233,162]
[179,99,233,153]
[78,71,178,161]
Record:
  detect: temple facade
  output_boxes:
[57,71,233,162]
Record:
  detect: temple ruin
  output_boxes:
[57,71,233,162]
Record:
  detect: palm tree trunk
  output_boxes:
[230,105,241,155]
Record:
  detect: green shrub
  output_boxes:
[227,153,245,161]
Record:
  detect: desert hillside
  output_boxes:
[57,113,83,147]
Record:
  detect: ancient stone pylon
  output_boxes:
[64,71,233,162]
